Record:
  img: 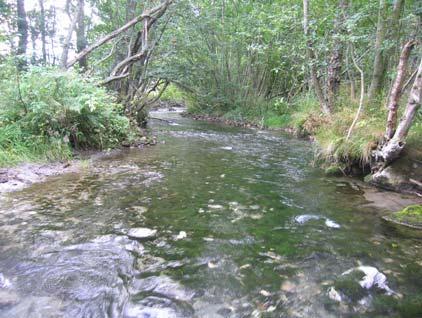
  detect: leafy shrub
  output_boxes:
[0,60,134,166]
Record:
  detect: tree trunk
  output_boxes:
[385,40,416,139]
[327,0,348,110]
[377,59,422,165]
[38,0,47,64]
[303,0,330,114]
[368,0,388,100]
[60,0,79,68]
[30,24,38,64]
[387,0,405,59]
[16,0,28,62]
[76,0,87,69]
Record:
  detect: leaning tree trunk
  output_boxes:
[368,0,388,100]
[16,0,28,63]
[385,40,416,139]
[376,59,422,166]
[303,0,330,114]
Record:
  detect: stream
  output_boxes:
[0,109,421,317]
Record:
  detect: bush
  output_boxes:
[0,60,134,166]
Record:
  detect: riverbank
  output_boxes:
[182,110,422,197]
[0,136,158,194]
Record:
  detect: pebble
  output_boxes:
[208,261,218,269]
[175,231,187,240]
[0,273,11,288]
[208,204,224,209]
[127,228,157,239]
[327,286,342,302]
[325,219,341,228]
[281,281,297,293]
[260,290,271,297]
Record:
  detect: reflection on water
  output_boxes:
[0,110,421,317]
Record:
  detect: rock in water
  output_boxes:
[0,273,11,288]
[175,231,187,240]
[325,219,341,228]
[330,265,395,306]
[127,228,157,240]
[342,266,393,294]
[327,286,342,302]
[295,214,321,224]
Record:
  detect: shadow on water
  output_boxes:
[0,110,421,317]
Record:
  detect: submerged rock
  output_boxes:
[0,273,11,289]
[127,228,157,240]
[342,266,393,294]
[325,219,341,228]
[175,231,187,240]
[329,266,395,305]
[208,204,224,210]
[295,214,321,224]
[295,214,341,228]
[130,275,195,302]
[327,286,342,302]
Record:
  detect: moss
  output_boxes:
[397,294,422,318]
[392,205,422,227]
[334,271,368,302]
[324,165,344,176]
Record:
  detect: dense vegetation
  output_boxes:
[0,0,421,176]
[156,0,422,174]
[0,60,134,165]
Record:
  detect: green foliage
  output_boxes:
[160,84,186,104]
[0,60,134,166]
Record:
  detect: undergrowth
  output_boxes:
[182,88,421,172]
[0,59,137,167]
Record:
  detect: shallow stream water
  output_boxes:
[0,110,421,317]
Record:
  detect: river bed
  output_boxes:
[0,110,421,317]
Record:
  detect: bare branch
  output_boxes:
[65,0,173,68]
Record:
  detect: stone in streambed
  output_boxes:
[175,231,187,240]
[294,214,321,224]
[329,266,395,305]
[0,273,11,289]
[127,228,157,240]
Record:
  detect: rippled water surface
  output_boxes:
[0,110,421,317]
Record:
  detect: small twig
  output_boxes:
[16,71,28,115]
[400,68,418,96]
[346,45,365,140]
